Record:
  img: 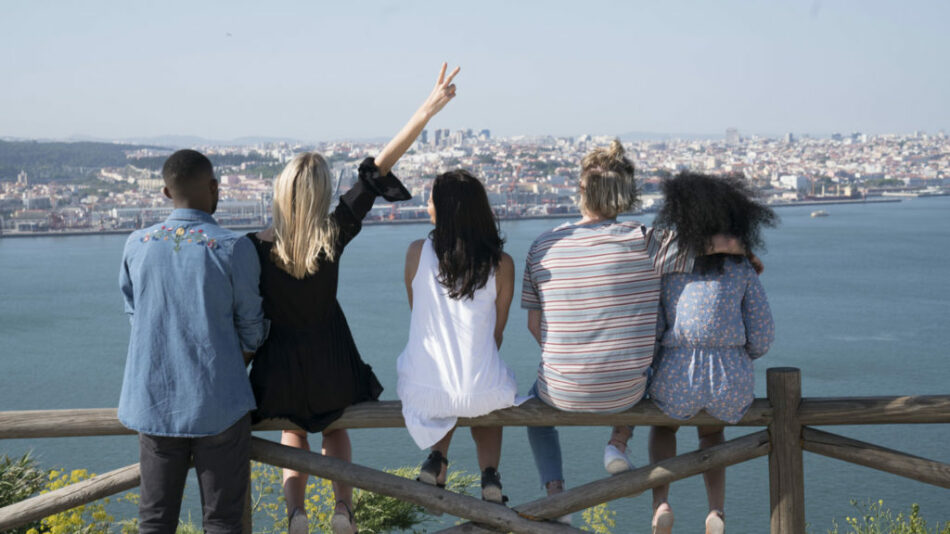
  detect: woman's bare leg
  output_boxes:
[649,426,678,510]
[281,430,310,515]
[322,429,353,513]
[697,426,726,514]
[470,426,502,471]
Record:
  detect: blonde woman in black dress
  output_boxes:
[249,63,460,534]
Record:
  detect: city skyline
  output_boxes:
[3,1,949,141]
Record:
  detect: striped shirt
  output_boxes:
[522,220,693,412]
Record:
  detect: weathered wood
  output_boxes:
[0,463,140,531]
[249,437,583,534]
[0,408,133,439]
[768,367,805,534]
[799,395,950,425]
[0,399,772,439]
[435,524,497,534]
[441,430,771,533]
[802,427,950,489]
[516,430,770,520]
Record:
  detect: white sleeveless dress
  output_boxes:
[397,239,518,449]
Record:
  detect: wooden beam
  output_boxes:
[0,399,772,440]
[0,464,140,532]
[518,430,769,519]
[0,408,132,439]
[767,367,805,534]
[441,430,771,533]
[798,395,950,425]
[802,427,950,489]
[249,437,583,534]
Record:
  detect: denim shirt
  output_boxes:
[118,209,268,437]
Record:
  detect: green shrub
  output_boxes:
[0,453,48,534]
[828,499,950,534]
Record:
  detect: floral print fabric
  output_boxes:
[648,257,774,424]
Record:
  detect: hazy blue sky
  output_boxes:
[2,1,948,141]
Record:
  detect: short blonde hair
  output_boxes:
[578,139,637,218]
[271,152,339,279]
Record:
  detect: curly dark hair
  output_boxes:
[429,170,505,300]
[654,171,778,273]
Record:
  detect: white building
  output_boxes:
[778,175,810,191]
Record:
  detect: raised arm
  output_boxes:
[374,62,460,175]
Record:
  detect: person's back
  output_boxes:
[524,219,688,413]
[398,237,513,426]
[118,149,267,533]
[657,256,773,359]
[120,217,261,434]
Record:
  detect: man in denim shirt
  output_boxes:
[119,149,268,533]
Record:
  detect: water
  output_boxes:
[1,197,949,531]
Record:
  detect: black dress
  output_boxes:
[248,158,411,432]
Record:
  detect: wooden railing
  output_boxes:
[1,367,949,533]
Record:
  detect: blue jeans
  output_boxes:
[526,382,564,488]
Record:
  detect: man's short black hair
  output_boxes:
[162,149,214,193]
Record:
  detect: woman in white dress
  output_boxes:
[397,169,517,503]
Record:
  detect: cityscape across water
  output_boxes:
[1,130,948,236]
[1,197,948,530]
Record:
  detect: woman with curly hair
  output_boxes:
[646,172,777,534]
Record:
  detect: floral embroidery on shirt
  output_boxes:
[142,225,215,251]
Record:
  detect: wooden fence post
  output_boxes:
[768,367,805,533]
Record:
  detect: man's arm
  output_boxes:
[119,241,135,325]
[527,309,543,346]
[231,237,269,355]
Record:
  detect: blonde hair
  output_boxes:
[578,139,638,218]
[270,152,339,279]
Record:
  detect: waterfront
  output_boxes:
[1,197,948,530]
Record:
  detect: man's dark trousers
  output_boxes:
[137,414,250,534]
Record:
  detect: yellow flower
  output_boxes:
[175,227,185,237]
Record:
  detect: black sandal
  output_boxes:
[481,467,509,505]
[417,450,448,488]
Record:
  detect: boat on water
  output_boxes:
[811,210,830,218]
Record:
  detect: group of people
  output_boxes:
[117,63,775,534]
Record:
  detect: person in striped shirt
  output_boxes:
[522,140,744,520]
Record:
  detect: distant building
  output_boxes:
[479,129,491,140]
[725,128,740,146]
[785,132,795,144]
[779,175,809,191]
[17,171,28,186]
[420,129,428,145]
[22,195,52,210]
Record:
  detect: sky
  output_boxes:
[2,0,948,142]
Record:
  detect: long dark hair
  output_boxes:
[654,172,778,273]
[428,170,504,300]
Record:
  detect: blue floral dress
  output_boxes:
[648,256,774,424]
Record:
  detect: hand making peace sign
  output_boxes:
[421,62,461,119]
